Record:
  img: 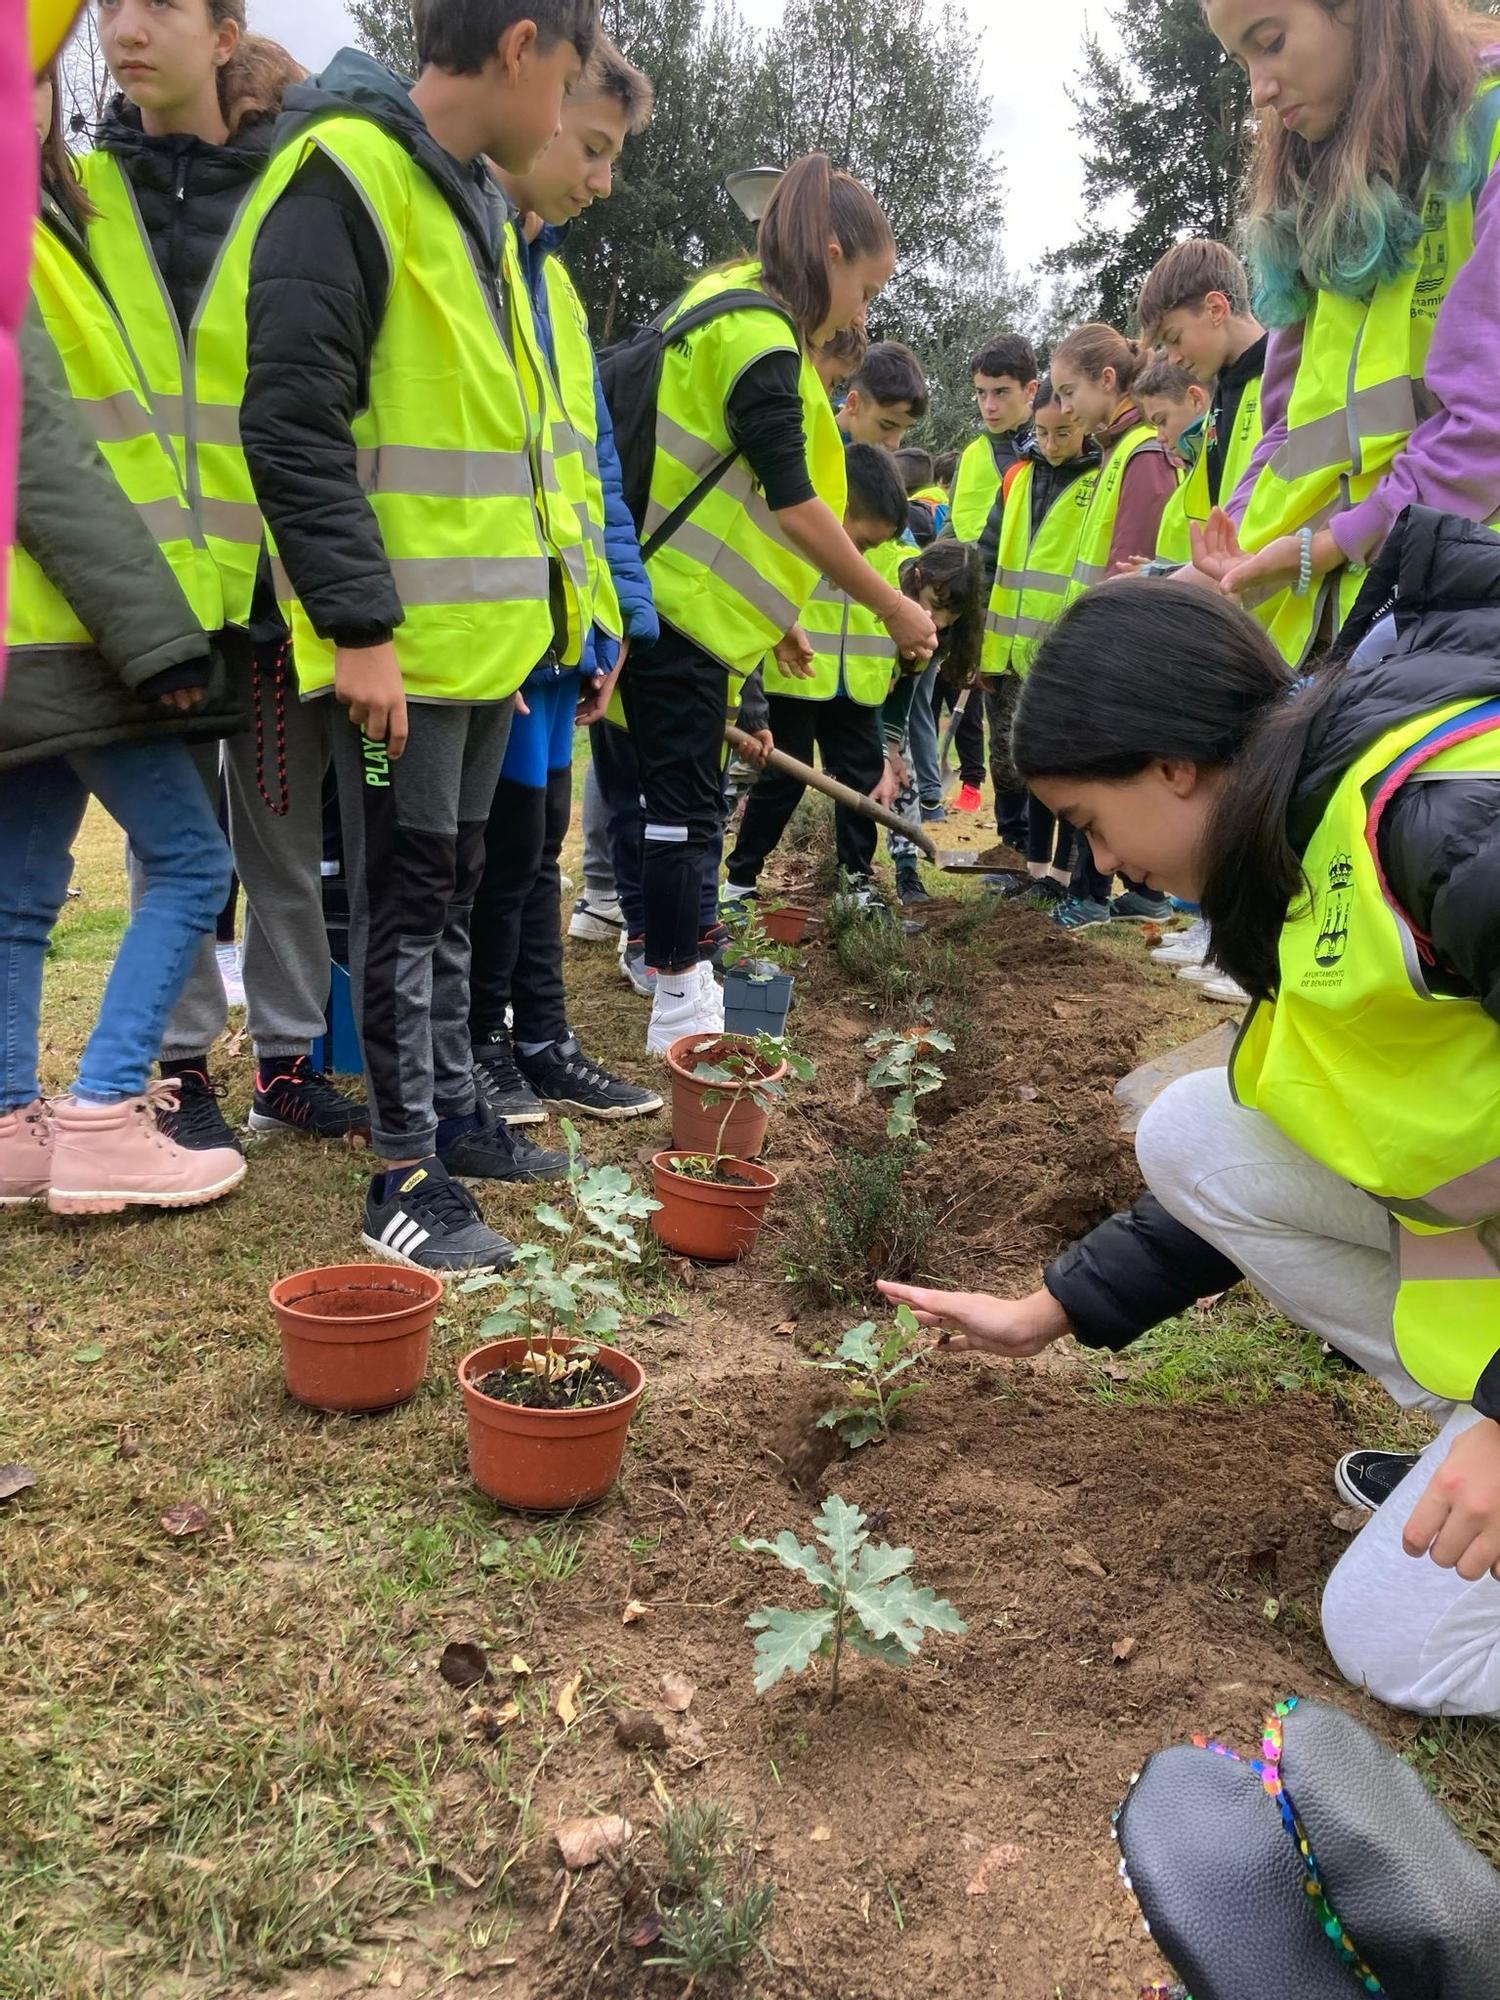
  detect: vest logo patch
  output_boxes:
[1313,851,1353,971]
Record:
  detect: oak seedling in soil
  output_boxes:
[807,1303,924,1448]
[864,1017,954,1148]
[461,1121,658,1410]
[692,1032,815,1158]
[739,1494,966,1703]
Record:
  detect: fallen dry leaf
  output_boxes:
[0,1464,37,1502]
[645,1310,687,1330]
[773,1320,798,1337]
[116,1425,140,1461]
[1111,1636,1137,1665]
[1331,1507,1370,1534]
[1062,1542,1107,1579]
[627,1914,664,1950]
[809,1824,832,1843]
[659,1671,696,1713]
[438,1641,490,1691]
[622,1599,651,1626]
[467,1700,521,1741]
[510,1653,532,1677]
[555,1813,633,1870]
[159,1503,210,1538]
[966,1843,1025,1895]
[556,1670,584,1725]
[1141,922,1165,948]
[614,1708,670,1752]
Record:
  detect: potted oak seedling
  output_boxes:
[720,902,798,1039]
[653,1035,814,1261]
[665,1029,811,1158]
[457,1124,659,1511]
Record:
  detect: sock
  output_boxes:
[161,1052,210,1078]
[434,1110,481,1150]
[724,882,756,901]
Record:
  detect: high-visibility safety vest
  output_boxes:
[258,114,592,699]
[1065,423,1161,606]
[644,261,846,681]
[78,147,296,627]
[8,207,220,649]
[1231,699,1500,1403]
[1155,375,1264,564]
[1236,83,1500,665]
[983,458,1099,677]
[913,483,949,508]
[761,538,905,706]
[950,432,1003,542]
[540,252,622,643]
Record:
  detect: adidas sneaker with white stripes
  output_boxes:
[362,1157,515,1276]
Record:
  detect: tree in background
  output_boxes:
[1045,0,1251,329]
[349,0,416,72]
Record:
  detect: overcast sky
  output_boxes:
[250,0,1110,273]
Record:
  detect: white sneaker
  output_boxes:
[1200,973,1250,1005]
[697,959,725,1030]
[1175,959,1221,985]
[568,894,625,943]
[646,971,719,1057]
[215,940,246,1008]
[1150,917,1209,966]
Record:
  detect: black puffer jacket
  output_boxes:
[93,96,275,330]
[1047,508,1500,1395]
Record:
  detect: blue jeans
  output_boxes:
[0,739,232,1109]
[907,661,941,807]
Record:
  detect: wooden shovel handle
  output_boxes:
[725,722,937,862]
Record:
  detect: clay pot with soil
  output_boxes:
[666,1032,792,1158]
[762,903,811,945]
[650,1150,779,1261]
[458,1335,646,1511]
[269,1263,441,1413]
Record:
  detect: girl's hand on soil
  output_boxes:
[334,641,408,758]
[882,591,938,663]
[1403,1418,1500,1580]
[1218,527,1340,601]
[876,1280,1071,1358]
[774,624,817,679]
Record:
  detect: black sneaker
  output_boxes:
[440,1109,570,1181]
[471,1032,545,1126]
[363,1158,515,1274]
[517,1033,664,1121]
[1110,888,1176,923]
[896,867,932,905]
[1334,1448,1421,1512]
[698,922,731,972]
[249,1055,370,1141]
[156,1063,243,1155]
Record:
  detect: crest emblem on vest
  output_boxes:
[1315,852,1353,967]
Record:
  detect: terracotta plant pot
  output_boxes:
[762,903,811,945]
[722,967,794,1038]
[269,1262,441,1413]
[666,1032,788,1159]
[651,1151,778,1261]
[459,1336,646,1512]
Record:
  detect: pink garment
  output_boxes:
[0,0,39,688]
[1096,404,1177,572]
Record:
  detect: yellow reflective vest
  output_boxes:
[541,254,623,645]
[951,432,1004,542]
[1231,699,1500,1403]
[761,539,905,706]
[983,457,1099,677]
[1236,82,1500,664]
[78,147,294,628]
[8,204,220,649]
[644,260,846,681]
[1065,422,1161,607]
[1155,375,1264,565]
[257,113,592,699]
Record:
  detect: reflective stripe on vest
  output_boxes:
[256,114,584,700]
[1236,83,1500,665]
[839,538,906,706]
[1231,698,1500,1402]
[1065,424,1160,606]
[541,257,622,643]
[950,432,1001,542]
[7,209,220,649]
[79,147,299,626]
[763,572,845,699]
[983,459,1099,676]
[646,260,847,680]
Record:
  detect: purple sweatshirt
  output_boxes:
[1231,62,1500,565]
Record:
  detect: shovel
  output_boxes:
[724,725,999,874]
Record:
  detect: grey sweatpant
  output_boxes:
[1137,1066,1500,1716]
[130,666,334,1063]
[581,759,616,904]
[329,697,513,1160]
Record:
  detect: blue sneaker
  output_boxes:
[920,801,947,824]
[1110,889,1175,923]
[1052,896,1113,931]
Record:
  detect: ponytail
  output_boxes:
[210,0,305,136]
[1052,322,1145,399]
[757,151,894,345]
[1012,580,1340,999]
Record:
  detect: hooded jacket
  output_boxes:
[1045,507,1500,1408]
[241,49,516,650]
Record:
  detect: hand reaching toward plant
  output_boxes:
[875,1280,1071,1358]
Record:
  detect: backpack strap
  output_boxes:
[641,289,802,564]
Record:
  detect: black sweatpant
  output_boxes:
[1070,842,1151,905]
[618,623,731,972]
[329,697,513,1160]
[1026,793,1076,870]
[590,718,722,943]
[727,690,884,887]
[933,677,985,790]
[981,675,1028,848]
[469,765,572,1048]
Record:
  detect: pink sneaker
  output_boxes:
[0,1100,53,1204]
[48,1081,246,1215]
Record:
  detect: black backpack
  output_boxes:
[597,287,799,560]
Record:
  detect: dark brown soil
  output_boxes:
[472,1360,630,1411]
